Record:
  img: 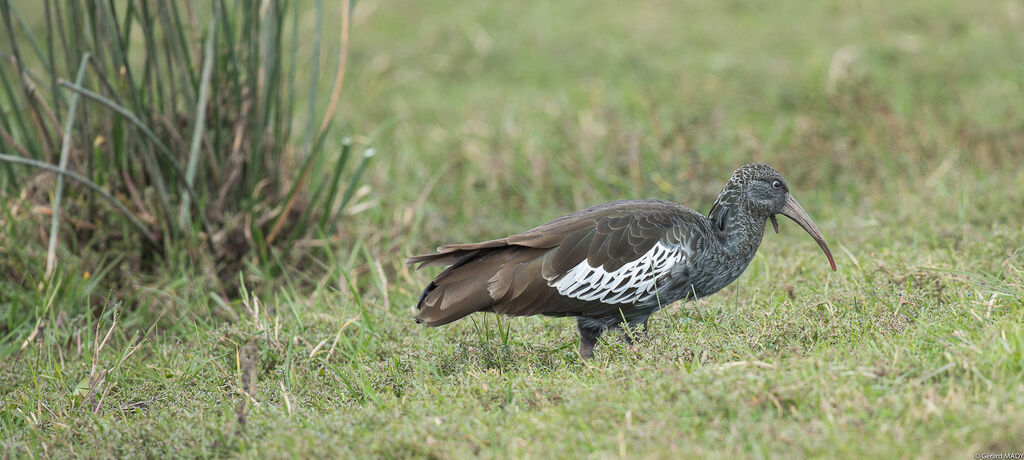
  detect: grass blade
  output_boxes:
[42,1,65,110]
[301,0,324,154]
[45,53,89,278]
[179,5,219,225]
[316,0,351,137]
[316,137,352,231]
[331,147,375,232]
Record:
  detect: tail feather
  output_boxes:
[408,242,559,326]
[405,250,471,269]
[411,249,502,326]
[405,237,512,269]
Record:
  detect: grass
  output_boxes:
[0,0,369,302]
[3,0,1024,457]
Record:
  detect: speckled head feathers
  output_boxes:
[709,163,788,224]
[726,163,784,191]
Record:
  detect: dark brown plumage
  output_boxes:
[407,163,836,358]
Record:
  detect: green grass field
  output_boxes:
[3,0,1024,457]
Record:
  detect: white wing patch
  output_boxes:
[549,242,685,304]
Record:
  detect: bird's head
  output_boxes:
[711,163,837,271]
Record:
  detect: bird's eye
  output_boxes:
[771,180,783,190]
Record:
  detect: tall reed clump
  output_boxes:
[0,1,370,296]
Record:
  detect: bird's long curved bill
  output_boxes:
[779,195,837,271]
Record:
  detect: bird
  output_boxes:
[406,163,836,359]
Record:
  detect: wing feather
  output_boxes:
[411,199,707,320]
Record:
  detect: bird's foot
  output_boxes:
[579,344,595,360]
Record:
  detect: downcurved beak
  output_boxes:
[778,194,836,271]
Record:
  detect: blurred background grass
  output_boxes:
[351,0,1023,237]
[1,0,1023,457]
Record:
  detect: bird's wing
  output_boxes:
[488,200,702,317]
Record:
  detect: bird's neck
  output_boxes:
[708,201,767,260]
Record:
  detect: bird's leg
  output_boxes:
[577,317,605,360]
